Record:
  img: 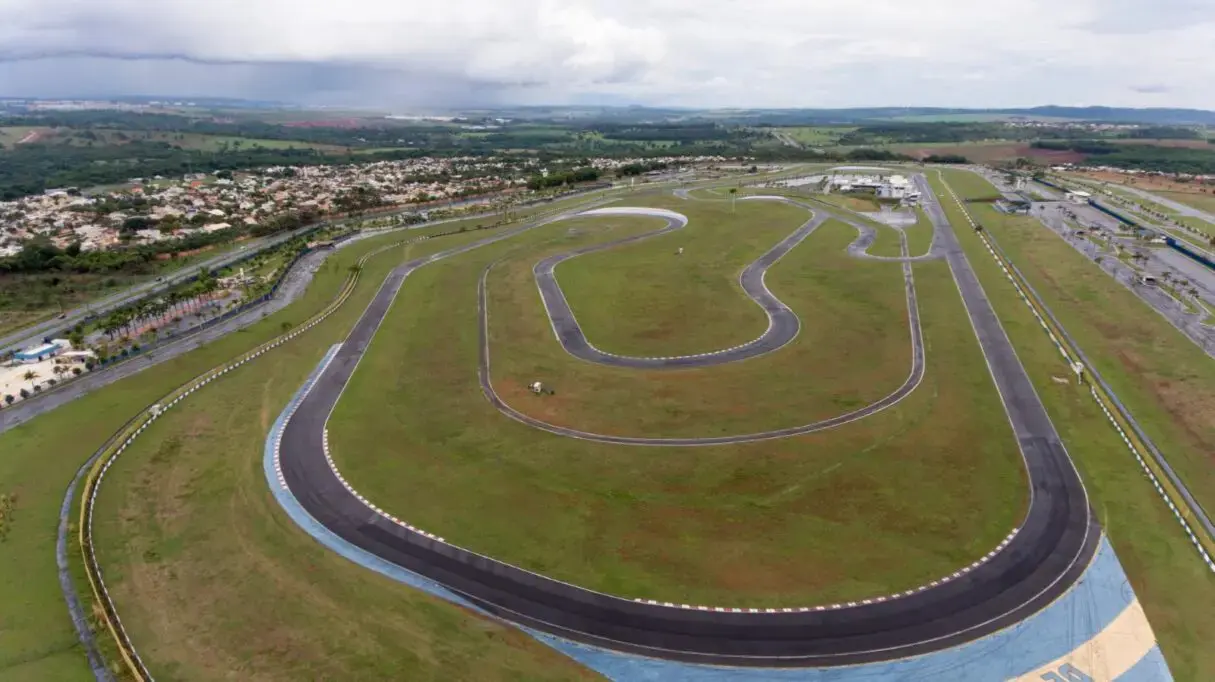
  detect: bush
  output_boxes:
[72,367,83,376]
[19,389,29,399]
[3,395,13,405]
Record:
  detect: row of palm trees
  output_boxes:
[101,273,222,343]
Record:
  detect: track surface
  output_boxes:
[483,198,928,445]
[278,181,1098,666]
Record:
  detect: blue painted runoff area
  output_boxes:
[266,349,1171,682]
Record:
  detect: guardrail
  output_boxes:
[935,172,1215,573]
[76,233,421,681]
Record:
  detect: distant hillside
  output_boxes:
[470,106,1215,127]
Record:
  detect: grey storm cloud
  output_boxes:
[0,0,1212,109]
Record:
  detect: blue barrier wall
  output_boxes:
[1088,199,1139,227]
[1165,237,1215,272]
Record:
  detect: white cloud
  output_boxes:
[0,0,1212,108]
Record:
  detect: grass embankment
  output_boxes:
[0,203,612,681]
[329,201,1025,608]
[929,170,1215,679]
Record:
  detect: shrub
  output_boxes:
[72,367,83,376]
[3,395,13,405]
[19,389,29,399]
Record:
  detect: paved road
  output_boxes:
[1116,184,1215,224]
[0,188,621,355]
[0,238,360,433]
[1033,202,1215,358]
[0,226,322,355]
[277,178,1098,666]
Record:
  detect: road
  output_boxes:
[276,177,1098,666]
[1115,184,1215,225]
[0,234,364,433]
[0,226,319,355]
[0,186,621,356]
[1033,202,1215,358]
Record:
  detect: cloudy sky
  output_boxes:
[0,0,1212,110]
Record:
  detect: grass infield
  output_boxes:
[328,195,1026,608]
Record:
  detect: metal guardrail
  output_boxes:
[71,192,619,681]
[75,233,418,681]
[935,172,1215,572]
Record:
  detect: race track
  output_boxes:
[276,179,1098,666]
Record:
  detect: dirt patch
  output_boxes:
[16,129,47,145]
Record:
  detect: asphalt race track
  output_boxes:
[481,198,929,445]
[535,205,821,369]
[277,179,1099,666]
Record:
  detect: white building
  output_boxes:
[1066,190,1092,205]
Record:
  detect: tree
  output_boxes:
[3,395,13,405]
[72,367,83,377]
[729,187,738,213]
[23,370,39,390]
[52,365,66,381]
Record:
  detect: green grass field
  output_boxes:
[75,130,349,153]
[554,196,804,356]
[1158,190,1215,215]
[817,193,882,213]
[0,192,621,681]
[493,204,914,438]
[327,196,1026,608]
[0,126,42,146]
[776,126,856,146]
[930,170,1215,679]
[84,229,595,682]
[905,208,935,256]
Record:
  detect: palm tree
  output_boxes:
[23,370,39,390]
